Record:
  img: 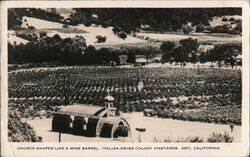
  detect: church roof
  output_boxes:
[104,95,115,101]
[56,104,104,118]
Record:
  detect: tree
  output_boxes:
[160,41,176,63]
[112,26,120,34]
[141,46,158,65]
[8,33,87,65]
[96,35,107,43]
[180,38,199,53]
[199,52,207,64]
[234,21,242,35]
[172,46,187,66]
[117,32,127,40]
[208,43,241,67]
[190,53,198,65]
[169,57,175,65]
[195,24,205,32]
[126,53,136,64]
[179,38,199,63]
[83,45,97,64]
[39,31,47,38]
[62,24,69,28]
[98,48,113,64]
[182,23,193,34]
[225,56,236,69]
[160,41,175,52]
[8,9,23,30]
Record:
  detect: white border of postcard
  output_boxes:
[1,0,249,157]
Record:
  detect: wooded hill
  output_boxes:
[9,8,241,32]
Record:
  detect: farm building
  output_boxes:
[52,95,131,138]
[118,55,128,65]
[135,55,147,66]
[149,54,162,63]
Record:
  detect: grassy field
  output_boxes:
[136,32,241,44]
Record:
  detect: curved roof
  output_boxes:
[56,104,104,118]
[104,95,114,101]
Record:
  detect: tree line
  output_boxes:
[67,8,241,32]
[8,33,241,68]
[8,34,121,66]
[160,39,242,68]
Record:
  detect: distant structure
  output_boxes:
[150,54,162,63]
[52,94,131,138]
[118,55,128,65]
[135,55,147,66]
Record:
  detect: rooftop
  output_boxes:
[56,104,104,117]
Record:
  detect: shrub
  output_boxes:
[84,22,91,27]
[188,136,204,142]
[28,26,35,30]
[112,26,128,39]
[8,110,41,142]
[39,31,47,38]
[163,137,172,142]
[207,132,233,143]
[96,35,107,43]
[117,32,127,39]
[182,24,193,34]
[195,24,205,32]
[62,24,69,28]
[222,17,228,21]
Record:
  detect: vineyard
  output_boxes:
[8,66,242,125]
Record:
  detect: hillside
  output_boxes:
[9,16,147,46]
[8,31,29,45]
[8,7,242,48]
[209,15,241,28]
[68,8,241,32]
[8,16,241,48]
[21,16,64,29]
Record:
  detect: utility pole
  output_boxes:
[59,132,61,142]
[136,128,146,142]
[198,64,200,75]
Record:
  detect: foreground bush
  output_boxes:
[8,110,41,142]
[155,132,233,143]
[207,132,233,143]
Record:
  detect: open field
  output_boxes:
[13,16,146,46]
[26,112,240,142]
[209,15,241,28]
[137,32,241,44]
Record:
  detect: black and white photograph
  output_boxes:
[1,0,249,157]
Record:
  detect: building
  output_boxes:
[52,95,131,138]
[135,55,147,66]
[118,55,128,65]
[149,54,162,63]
